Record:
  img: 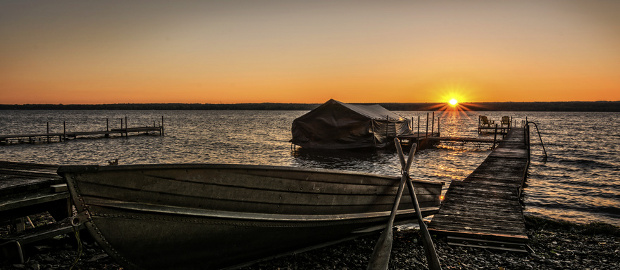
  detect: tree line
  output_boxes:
[0,101,618,112]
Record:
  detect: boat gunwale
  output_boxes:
[57,163,444,186]
[83,197,441,222]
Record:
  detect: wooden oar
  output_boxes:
[367,141,416,270]
[395,140,442,270]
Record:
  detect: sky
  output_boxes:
[1,0,619,104]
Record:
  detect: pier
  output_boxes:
[0,161,79,263]
[397,113,505,150]
[0,116,164,145]
[427,125,530,252]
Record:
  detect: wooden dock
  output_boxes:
[0,117,164,145]
[427,126,530,252]
[397,133,499,150]
[0,161,67,220]
[0,161,80,263]
[425,136,496,143]
[397,113,507,150]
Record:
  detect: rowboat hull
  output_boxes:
[59,164,443,269]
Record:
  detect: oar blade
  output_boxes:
[366,228,393,270]
[366,173,407,270]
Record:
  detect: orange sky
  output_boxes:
[1,0,619,104]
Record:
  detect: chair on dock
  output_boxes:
[479,116,494,127]
[501,116,511,127]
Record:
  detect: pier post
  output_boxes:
[105,118,110,138]
[120,118,123,137]
[417,116,420,139]
[431,112,435,136]
[161,116,165,136]
[385,115,389,141]
[63,121,66,141]
[492,124,498,149]
[46,122,50,143]
[437,117,440,137]
[425,113,429,138]
[526,124,530,162]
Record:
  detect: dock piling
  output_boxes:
[105,118,110,138]
[431,112,435,136]
[493,124,498,149]
[425,113,429,138]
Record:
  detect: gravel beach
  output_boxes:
[2,215,618,270]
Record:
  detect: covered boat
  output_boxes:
[58,164,443,269]
[291,99,412,149]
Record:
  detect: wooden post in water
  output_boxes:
[417,116,420,138]
[385,115,389,141]
[431,112,435,136]
[525,117,529,159]
[425,113,429,138]
[120,118,123,137]
[63,121,66,141]
[105,118,110,138]
[492,124,498,149]
[437,117,441,137]
[525,120,531,162]
[46,122,50,143]
[161,116,165,136]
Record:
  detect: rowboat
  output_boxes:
[58,164,443,269]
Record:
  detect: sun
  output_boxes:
[449,98,458,106]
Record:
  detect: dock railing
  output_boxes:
[526,120,548,161]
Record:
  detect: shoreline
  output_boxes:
[2,215,618,270]
[1,101,619,112]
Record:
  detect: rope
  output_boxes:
[69,224,83,270]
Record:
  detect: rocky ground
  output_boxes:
[1,215,618,270]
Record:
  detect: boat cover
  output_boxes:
[291,99,411,149]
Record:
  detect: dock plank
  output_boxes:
[0,162,68,220]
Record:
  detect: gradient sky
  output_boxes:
[1,0,619,104]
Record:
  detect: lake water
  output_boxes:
[1,110,618,226]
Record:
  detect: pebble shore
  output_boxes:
[2,215,618,270]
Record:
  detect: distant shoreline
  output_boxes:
[0,101,619,112]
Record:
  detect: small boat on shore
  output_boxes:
[58,164,443,269]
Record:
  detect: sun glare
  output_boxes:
[429,88,483,119]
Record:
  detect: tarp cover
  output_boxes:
[291,99,411,149]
